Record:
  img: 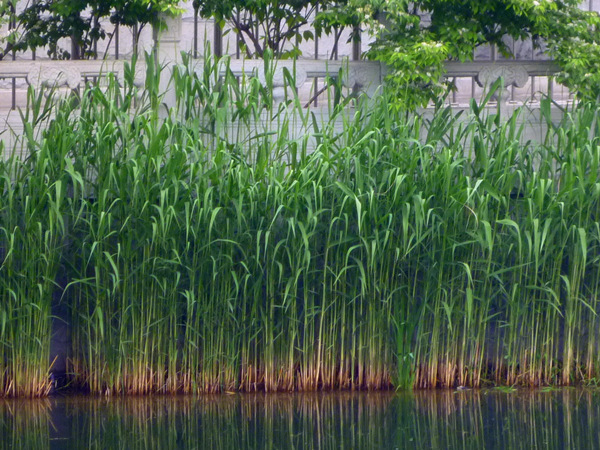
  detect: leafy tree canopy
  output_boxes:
[194,0,348,58]
[0,1,19,60]
[1,0,182,60]
[330,0,600,107]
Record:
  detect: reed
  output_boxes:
[2,54,600,395]
[0,89,67,397]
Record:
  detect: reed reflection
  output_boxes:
[2,390,600,449]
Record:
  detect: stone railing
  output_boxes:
[444,60,563,107]
[0,57,563,110]
[0,11,570,149]
[0,59,382,108]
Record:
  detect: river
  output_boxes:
[2,389,599,449]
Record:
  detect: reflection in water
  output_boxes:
[2,390,600,449]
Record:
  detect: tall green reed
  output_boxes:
[0,88,68,397]
[3,52,600,395]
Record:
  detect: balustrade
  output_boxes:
[0,7,579,147]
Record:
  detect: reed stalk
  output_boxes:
[2,54,600,394]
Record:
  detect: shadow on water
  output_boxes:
[2,389,600,449]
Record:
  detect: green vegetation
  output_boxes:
[329,0,600,107]
[6,1,600,108]
[0,0,183,60]
[191,0,600,106]
[1,56,600,396]
[194,0,340,58]
[0,88,63,397]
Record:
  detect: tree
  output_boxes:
[0,1,21,60]
[330,0,600,107]
[194,0,351,58]
[195,0,367,59]
[0,0,183,60]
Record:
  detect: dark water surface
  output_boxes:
[2,389,600,449]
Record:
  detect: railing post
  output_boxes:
[213,22,223,58]
[153,13,182,110]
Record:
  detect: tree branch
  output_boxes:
[232,13,263,57]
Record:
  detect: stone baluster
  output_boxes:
[476,64,529,115]
[257,63,308,102]
[27,64,82,95]
[341,59,382,97]
[154,13,183,110]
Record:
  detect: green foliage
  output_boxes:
[327,0,600,108]
[5,0,600,105]
[0,0,19,60]
[3,0,183,60]
[4,59,600,395]
[195,0,342,58]
[534,5,600,102]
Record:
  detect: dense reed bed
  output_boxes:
[1,54,600,396]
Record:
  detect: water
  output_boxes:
[2,389,599,449]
